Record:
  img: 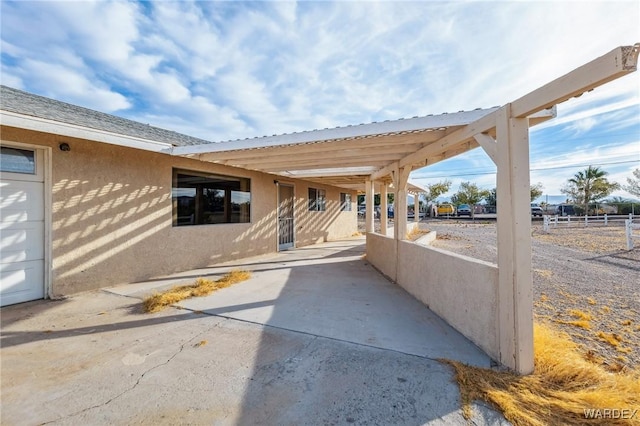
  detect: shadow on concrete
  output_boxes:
[4,238,498,424]
[157,238,492,424]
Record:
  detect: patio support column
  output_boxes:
[413,193,420,224]
[380,182,388,236]
[365,179,374,233]
[495,104,534,374]
[394,166,411,240]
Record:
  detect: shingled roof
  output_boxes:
[0,85,211,147]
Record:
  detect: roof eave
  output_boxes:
[0,110,174,153]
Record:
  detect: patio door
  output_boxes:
[277,184,294,251]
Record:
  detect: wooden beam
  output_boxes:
[370,161,399,181]
[222,146,419,166]
[398,111,497,169]
[511,44,639,118]
[259,159,393,172]
[474,133,497,164]
[495,104,534,374]
[380,183,388,236]
[365,179,374,233]
[395,166,411,241]
[196,130,448,162]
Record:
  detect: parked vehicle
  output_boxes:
[358,205,381,219]
[531,203,544,217]
[437,203,455,215]
[457,204,472,216]
[556,204,576,216]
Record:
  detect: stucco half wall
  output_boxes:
[1,126,357,296]
[366,233,499,361]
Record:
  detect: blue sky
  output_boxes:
[1,0,639,201]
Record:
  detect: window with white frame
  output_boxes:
[340,193,352,211]
[308,187,326,211]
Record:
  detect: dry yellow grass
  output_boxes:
[143,270,251,313]
[597,331,623,347]
[406,228,430,241]
[534,228,627,253]
[557,319,591,330]
[445,323,640,425]
[534,269,553,280]
[569,309,592,321]
[587,297,597,306]
[555,309,594,330]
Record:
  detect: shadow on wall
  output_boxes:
[50,176,276,295]
[294,194,351,247]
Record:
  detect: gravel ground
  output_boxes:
[420,218,640,372]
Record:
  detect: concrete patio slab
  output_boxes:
[2,238,508,425]
[1,291,507,425]
[107,237,491,367]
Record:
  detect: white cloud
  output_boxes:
[16,59,131,111]
[1,0,638,173]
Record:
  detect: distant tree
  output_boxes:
[530,182,544,202]
[624,168,640,198]
[424,180,452,203]
[607,196,636,215]
[608,196,631,203]
[484,188,497,206]
[452,182,490,217]
[561,166,620,214]
[357,193,394,206]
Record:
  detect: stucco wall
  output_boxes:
[290,182,355,247]
[396,241,499,360]
[365,232,397,281]
[365,230,499,361]
[1,126,357,296]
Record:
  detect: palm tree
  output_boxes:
[561,166,620,214]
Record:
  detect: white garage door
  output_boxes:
[0,146,45,306]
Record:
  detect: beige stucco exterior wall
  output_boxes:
[1,126,357,296]
[365,232,397,281]
[396,241,499,360]
[366,232,499,361]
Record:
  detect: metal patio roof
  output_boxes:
[172,107,554,191]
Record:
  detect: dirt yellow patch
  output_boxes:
[143,270,251,313]
[406,228,430,241]
[445,323,640,426]
[597,331,624,347]
[534,269,553,280]
[557,319,592,330]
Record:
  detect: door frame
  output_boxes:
[0,140,52,301]
[276,182,295,251]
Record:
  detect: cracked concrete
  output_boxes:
[1,239,509,425]
[1,291,508,425]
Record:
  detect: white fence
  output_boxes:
[542,213,640,250]
[543,213,637,232]
[626,218,640,250]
